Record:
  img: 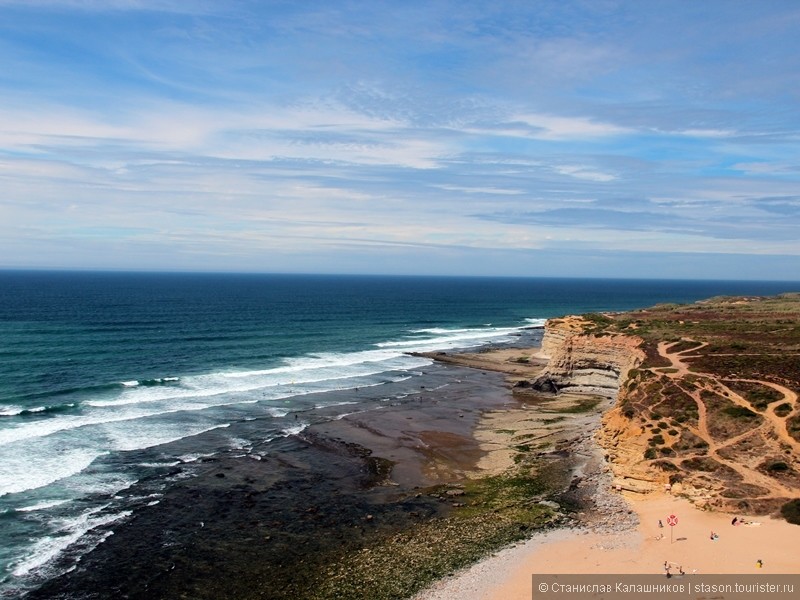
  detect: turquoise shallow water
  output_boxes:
[0,271,795,594]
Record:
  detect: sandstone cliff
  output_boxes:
[533,316,645,398]
[548,296,800,515]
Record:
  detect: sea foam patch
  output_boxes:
[11,506,131,578]
[0,449,107,497]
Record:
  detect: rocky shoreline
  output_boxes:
[27,324,642,600]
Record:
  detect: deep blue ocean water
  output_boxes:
[0,271,796,595]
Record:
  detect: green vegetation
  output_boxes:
[596,294,800,512]
[723,406,758,419]
[781,499,800,525]
[766,461,789,472]
[311,464,567,600]
[580,313,614,332]
[540,416,566,424]
[725,381,784,411]
[547,397,601,414]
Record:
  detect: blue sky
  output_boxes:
[1,0,799,279]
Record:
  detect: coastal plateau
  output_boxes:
[532,294,800,520]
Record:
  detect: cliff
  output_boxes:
[533,316,645,398]
[545,295,800,516]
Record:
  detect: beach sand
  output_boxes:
[417,490,800,600]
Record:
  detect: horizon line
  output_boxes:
[1,267,799,285]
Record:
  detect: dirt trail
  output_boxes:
[648,341,799,499]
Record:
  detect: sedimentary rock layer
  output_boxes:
[533,317,644,398]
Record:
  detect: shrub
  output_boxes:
[780,499,800,525]
[652,460,678,471]
[644,447,657,460]
[767,462,789,472]
[723,406,757,419]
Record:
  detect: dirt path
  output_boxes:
[649,341,799,499]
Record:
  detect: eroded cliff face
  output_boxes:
[536,299,800,514]
[533,317,645,398]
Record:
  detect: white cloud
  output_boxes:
[513,113,630,140]
[732,162,799,175]
[432,185,525,195]
[553,165,617,182]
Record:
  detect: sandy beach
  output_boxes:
[417,476,800,600]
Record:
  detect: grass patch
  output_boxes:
[554,398,602,414]
[540,416,566,424]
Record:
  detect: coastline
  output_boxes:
[23,310,800,599]
[24,332,584,600]
[415,305,800,600]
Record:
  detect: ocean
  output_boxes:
[0,271,795,597]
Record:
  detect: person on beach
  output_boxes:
[658,519,663,528]
[731,517,738,526]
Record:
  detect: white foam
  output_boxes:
[177,451,216,463]
[11,507,131,577]
[105,422,230,452]
[0,405,26,416]
[375,326,520,350]
[121,381,139,387]
[410,327,480,334]
[16,499,71,513]
[314,400,357,409]
[0,449,106,497]
[281,423,308,437]
[85,353,425,410]
[524,318,547,326]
